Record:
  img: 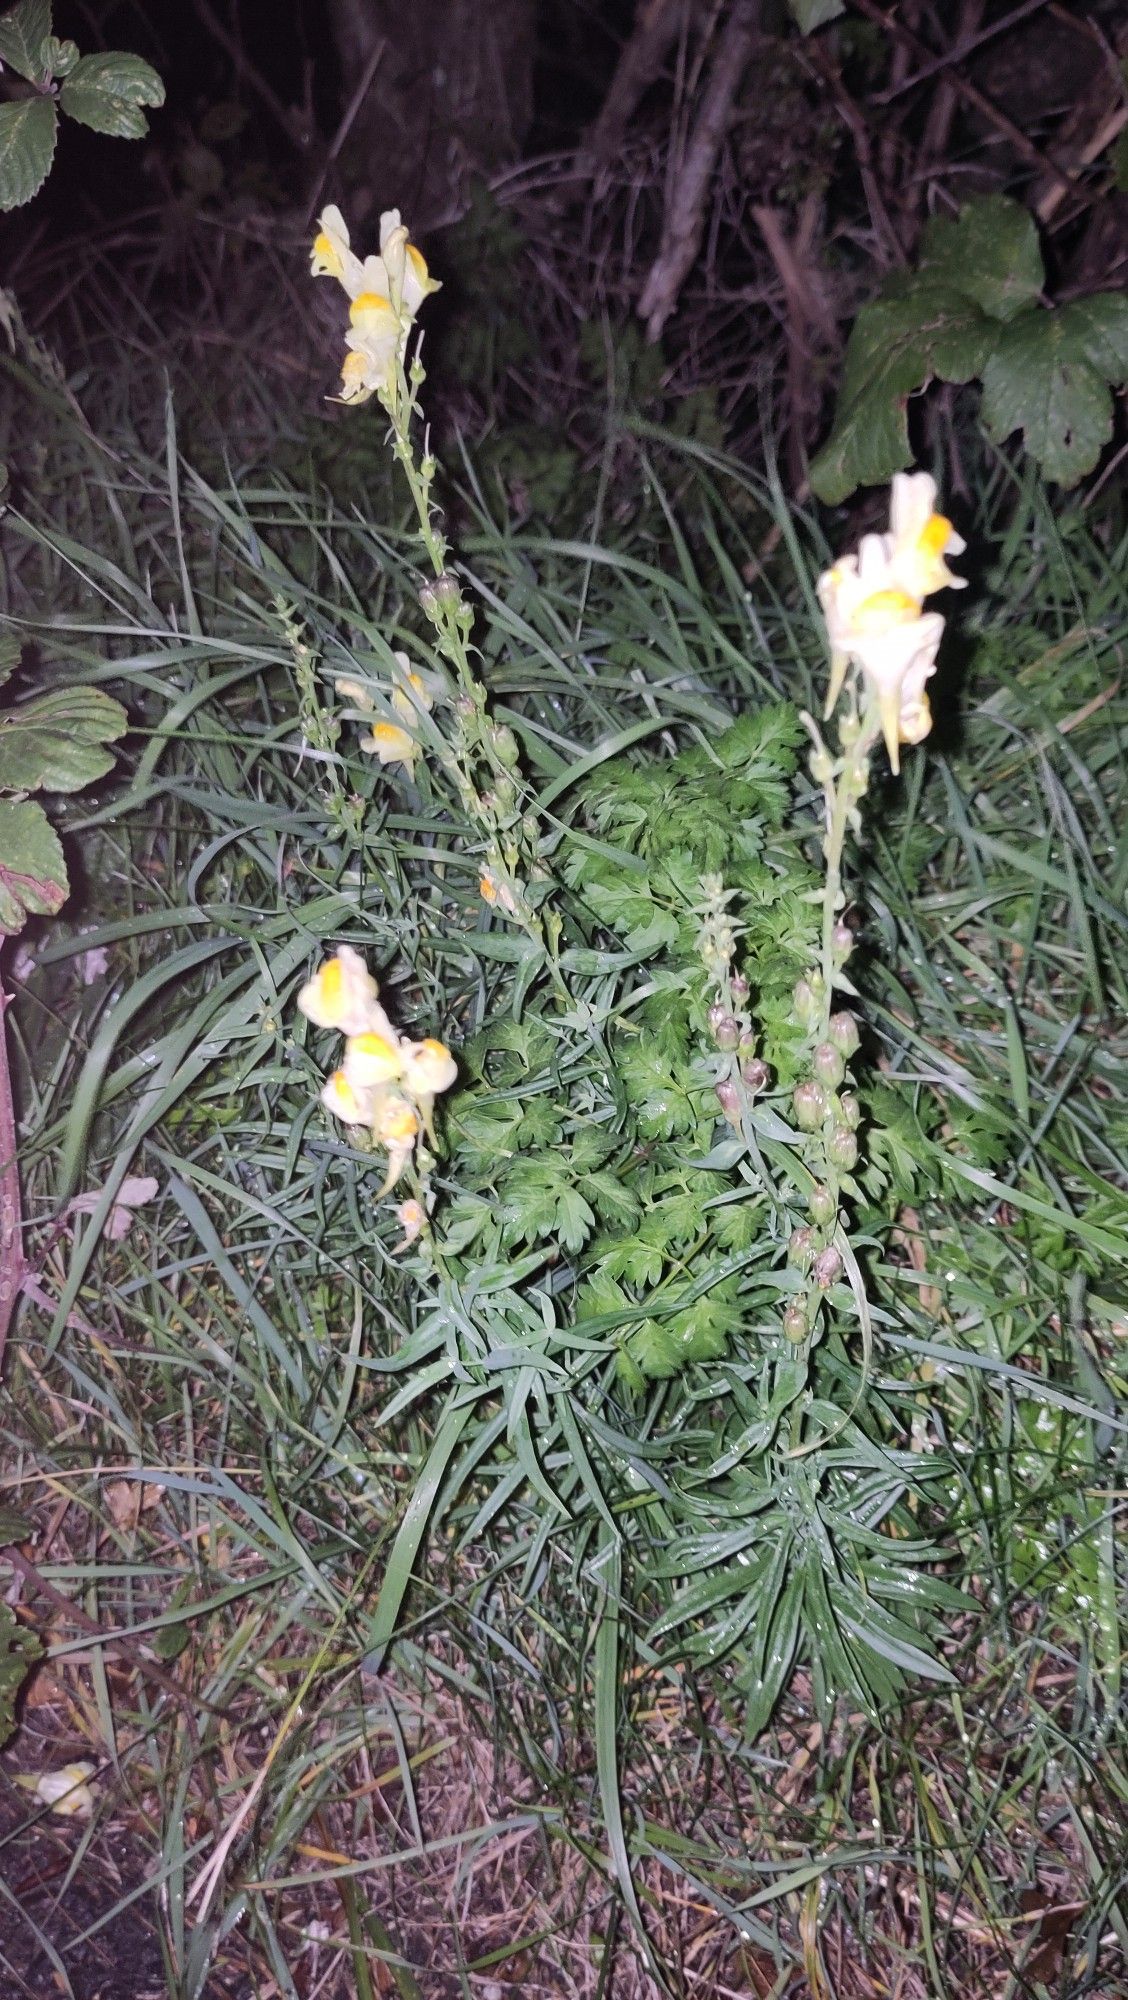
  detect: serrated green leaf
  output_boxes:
[0,685,127,793]
[569,1127,615,1172]
[810,283,994,502]
[554,1182,596,1252]
[42,32,76,75]
[625,1317,683,1379]
[787,0,844,27]
[1054,290,1128,380]
[0,795,67,933]
[0,1603,43,1751]
[980,300,1128,486]
[0,0,50,81]
[59,49,164,139]
[597,1236,666,1288]
[586,1169,640,1229]
[919,195,1043,323]
[665,1291,738,1366]
[0,96,57,209]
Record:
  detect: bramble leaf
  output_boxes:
[59,50,164,139]
[0,796,67,933]
[918,195,1043,324]
[981,294,1128,485]
[787,0,844,27]
[810,282,994,502]
[0,0,50,81]
[0,96,57,208]
[0,685,127,793]
[0,1603,43,1751]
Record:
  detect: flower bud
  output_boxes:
[793,976,822,1029]
[814,1245,843,1289]
[788,1226,813,1268]
[707,1007,739,1049]
[831,920,853,963]
[783,1302,809,1344]
[828,1011,860,1057]
[809,746,834,785]
[793,1081,826,1132]
[491,724,520,768]
[714,1077,741,1125]
[837,1092,861,1132]
[827,1126,858,1170]
[434,572,462,609]
[730,973,750,1003]
[808,1184,835,1228]
[813,1042,845,1089]
[418,580,440,618]
[741,1056,769,1092]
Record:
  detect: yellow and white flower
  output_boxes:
[378,208,441,316]
[402,1037,458,1100]
[311,206,440,406]
[886,471,966,601]
[479,867,520,916]
[301,946,456,1181]
[819,533,921,706]
[337,325,398,407]
[320,1068,380,1127]
[299,945,386,1038]
[343,1029,405,1089]
[17,1762,97,1818]
[393,1197,426,1251]
[372,1092,421,1191]
[390,652,435,728]
[817,472,964,774]
[358,719,419,767]
[309,204,366,295]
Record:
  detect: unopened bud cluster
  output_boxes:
[781,961,864,1347]
[700,880,771,1131]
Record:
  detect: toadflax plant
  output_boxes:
[287,203,972,1729]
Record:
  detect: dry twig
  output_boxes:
[637,0,762,340]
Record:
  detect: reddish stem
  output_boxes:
[0,985,25,1373]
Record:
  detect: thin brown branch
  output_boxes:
[848,0,1076,202]
[871,0,1050,105]
[918,0,985,174]
[304,36,388,227]
[752,196,834,489]
[637,0,762,341]
[579,0,696,178]
[193,0,312,152]
[806,39,907,266]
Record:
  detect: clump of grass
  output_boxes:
[0,287,1125,2000]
